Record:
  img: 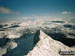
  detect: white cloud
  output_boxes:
[0,7,19,14]
[62,11,71,15]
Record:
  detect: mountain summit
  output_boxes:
[27,30,72,56]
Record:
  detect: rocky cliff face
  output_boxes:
[27,30,72,56]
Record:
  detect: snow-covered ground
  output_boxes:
[0,18,75,56]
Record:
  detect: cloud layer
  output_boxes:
[62,11,71,15]
[0,7,18,14]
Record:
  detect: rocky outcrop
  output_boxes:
[27,30,72,56]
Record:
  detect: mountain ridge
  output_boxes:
[27,30,72,56]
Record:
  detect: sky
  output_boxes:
[0,0,75,21]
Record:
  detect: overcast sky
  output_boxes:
[0,0,75,21]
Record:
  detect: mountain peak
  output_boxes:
[27,30,72,56]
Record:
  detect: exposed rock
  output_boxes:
[0,36,9,47]
[0,41,17,56]
[2,34,35,56]
[27,30,72,56]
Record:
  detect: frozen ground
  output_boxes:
[0,18,75,56]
